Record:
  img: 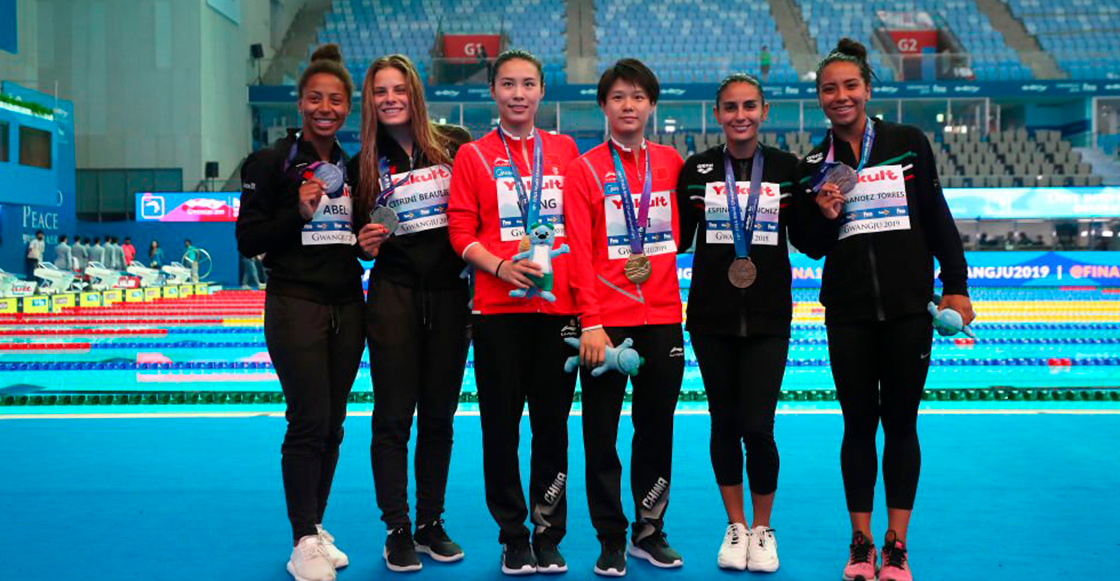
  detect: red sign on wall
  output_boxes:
[888,30,938,54]
[442,34,501,60]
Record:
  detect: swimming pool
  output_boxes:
[2,287,1119,411]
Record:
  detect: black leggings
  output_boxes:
[580,324,684,543]
[366,278,470,530]
[472,313,580,544]
[690,332,788,494]
[265,293,365,542]
[827,314,932,512]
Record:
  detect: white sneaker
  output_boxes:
[316,524,349,569]
[747,526,779,572]
[287,535,337,581]
[717,523,748,570]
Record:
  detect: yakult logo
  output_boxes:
[857,169,900,184]
[610,195,669,210]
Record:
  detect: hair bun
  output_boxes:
[835,38,868,62]
[310,43,344,64]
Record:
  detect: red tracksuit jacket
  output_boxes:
[448,127,581,315]
[563,139,684,329]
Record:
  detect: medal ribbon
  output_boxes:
[498,128,544,232]
[284,131,347,184]
[609,141,653,256]
[375,153,415,209]
[722,147,764,260]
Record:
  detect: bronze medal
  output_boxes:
[728,257,758,289]
[518,235,532,253]
[624,253,652,284]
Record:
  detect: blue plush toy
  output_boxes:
[563,337,644,377]
[928,294,977,339]
[509,222,569,303]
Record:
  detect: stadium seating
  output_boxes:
[593,0,800,84]
[1003,0,1120,80]
[316,0,567,85]
[652,128,1101,187]
[793,0,1032,81]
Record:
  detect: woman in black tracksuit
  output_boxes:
[349,54,472,573]
[236,44,365,581]
[677,74,802,573]
[794,39,973,581]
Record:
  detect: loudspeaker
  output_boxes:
[250,43,265,60]
[205,161,220,179]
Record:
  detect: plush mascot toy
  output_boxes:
[563,337,644,377]
[928,294,977,339]
[509,222,569,303]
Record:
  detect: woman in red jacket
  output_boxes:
[447,49,581,576]
[564,58,685,576]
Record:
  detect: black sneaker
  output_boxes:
[414,519,464,563]
[501,538,537,575]
[533,537,568,574]
[384,527,422,572]
[594,538,627,577]
[628,532,683,568]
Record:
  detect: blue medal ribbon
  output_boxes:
[722,146,764,260]
[811,117,875,192]
[608,141,653,256]
[498,128,544,232]
[375,153,415,209]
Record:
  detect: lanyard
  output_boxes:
[283,131,347,184]
[375,153,415,208]
[609,140,653,255]
[811,117,875,191]
[498,128,544,230]
[722,146,764,259]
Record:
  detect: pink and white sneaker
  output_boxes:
[879,532,912,581]
[842,531,878,581]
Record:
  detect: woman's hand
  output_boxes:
[815,182,845,220]
[298,178,327,221]
[357,223,390,257]
[939,294,976,325]
[580,328,614,369]
[496,258,543,289]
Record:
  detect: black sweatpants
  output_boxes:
[472,313,580,545]
[827,314,933,512]
[264,292,365,542]
[580,324,684,543]
[690,332,789,494]
[366,278,470,530]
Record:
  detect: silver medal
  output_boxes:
[370,205,399,234]
[313,163,344,195]
[823,163,858,194]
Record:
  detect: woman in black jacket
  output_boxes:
[348,54,472,573]
[677,73,803,574]
[236,44,369,581]
[794,39,973,581]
